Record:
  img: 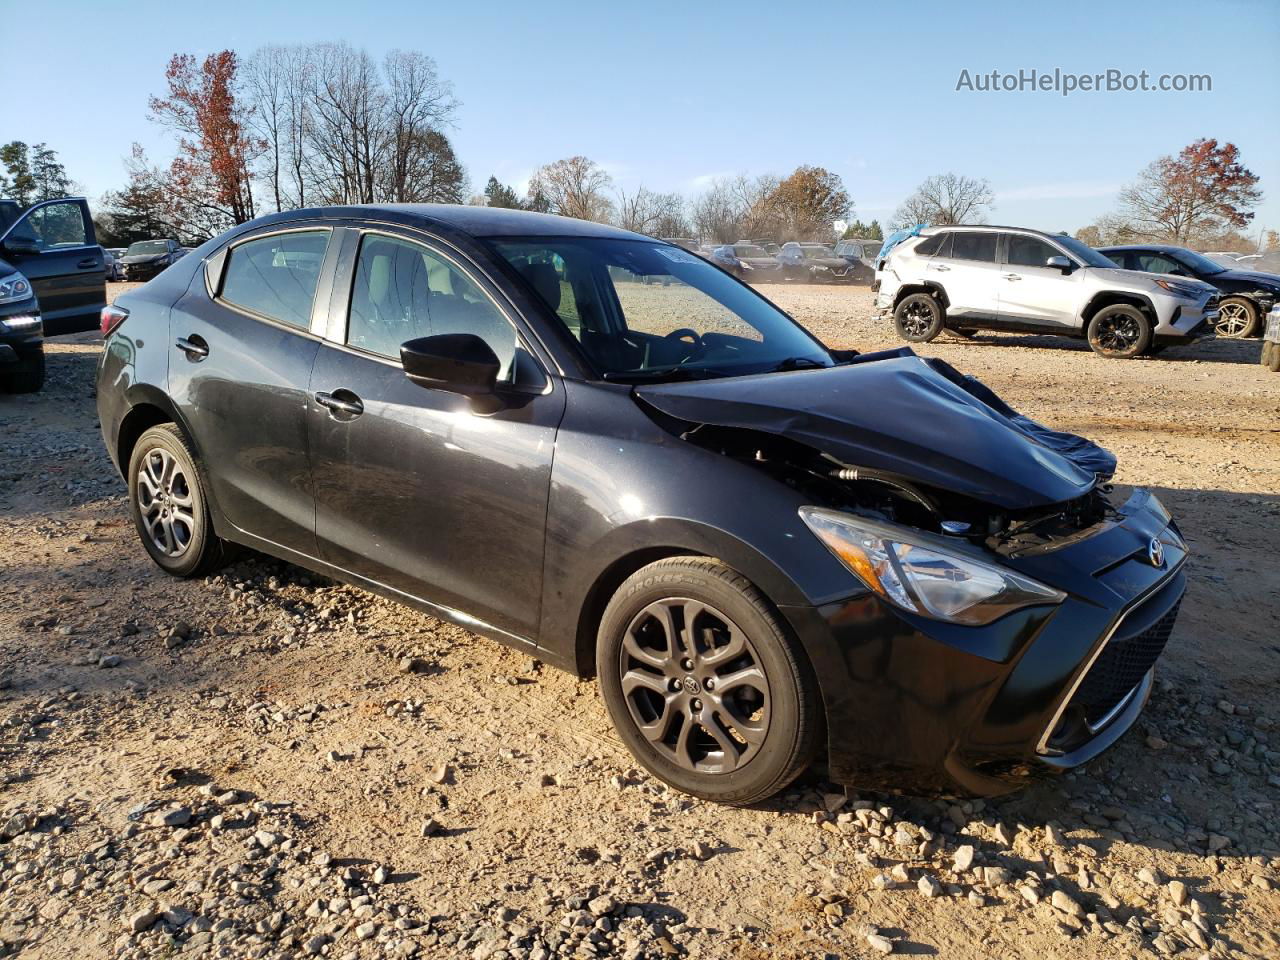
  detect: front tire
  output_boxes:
[1087,304,1151,359]
[3,348,45,394]
[1215,297,1259,339]
[127,424,233,577]
[893,293,944,343]
[596,557,821,805]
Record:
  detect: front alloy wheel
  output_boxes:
[1214,297,1259,338]
[1087,304,1151,359]
[619,598,770,775]
[597,557,820,805]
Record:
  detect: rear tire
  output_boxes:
[596,557,821,806]
[1262,341,1274,367]
[1087,304,1151,359]
[3,348,45,394]
[1215,297,1259,339]
[894,293,944,343]
[127,424,234,578]
[1269,343,1280,373]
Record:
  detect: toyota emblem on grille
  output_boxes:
[1148,537,1165,568]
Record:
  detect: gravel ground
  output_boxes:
[0,282,1277,959]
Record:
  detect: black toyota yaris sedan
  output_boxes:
[97,205,1187,805]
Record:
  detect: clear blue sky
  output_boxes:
[8,0,1280,239]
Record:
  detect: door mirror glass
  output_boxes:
[1045,255,1072,272]
[401,334,500,395]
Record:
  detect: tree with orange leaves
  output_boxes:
[150,51,263,234]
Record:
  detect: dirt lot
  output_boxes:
[0,282,1277,960]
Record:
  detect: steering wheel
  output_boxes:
[663,328,705,360]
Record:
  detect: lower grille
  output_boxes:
[1074,598,1180,726]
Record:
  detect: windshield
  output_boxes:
[1053,234,1116,268]
[1172,249,1228,275]
[126,240,169,256]
[487,236,831,381]
[733,245,769,258]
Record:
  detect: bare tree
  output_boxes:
[691,178,742,242]
[893,173,993,228]
[243,46,287,212]
[306,43,388,204]
[383,49,458,203]
[527,156,613,222]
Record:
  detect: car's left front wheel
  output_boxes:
[128,424,233,578]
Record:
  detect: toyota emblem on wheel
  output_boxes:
[1148,537,1165,568]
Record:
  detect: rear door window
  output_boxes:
[949,232,998,262]
[913,234,945,256]
[219,230,331,329]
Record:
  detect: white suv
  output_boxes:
[874,226,1219,358]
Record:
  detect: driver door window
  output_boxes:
[8,200,89,249]
[347,234,517,379]
[1135,253,1185,275]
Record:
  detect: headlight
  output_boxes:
[799,507,1065,626]
[0,272,33,305]
[1153,278,1205,300]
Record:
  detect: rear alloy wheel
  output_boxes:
[893,292,944,342]
[1087,304,1151,359]
[128,424,233,577]
[1215,297,1259,339]
[597,558,820,805]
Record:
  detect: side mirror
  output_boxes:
[2,237,40,257]
[1045,255,1072,272]
[400,334,499,396]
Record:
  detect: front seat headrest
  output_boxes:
[519,262,562,312]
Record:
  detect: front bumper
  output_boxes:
[1154,294,1218,340]
[0,299,43,362]
[780,488,1187,796]
[124,262,166,281]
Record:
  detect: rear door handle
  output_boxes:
[315,390,364,418]
[175,336,209,359]
[77,257,100,269]
[1002,273,1022,281]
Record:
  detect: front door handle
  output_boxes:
[930,264,950,272]
[315,390,364,418]
[77,257,100,270]
[175,336,209,360]
[1002,273,1022,281]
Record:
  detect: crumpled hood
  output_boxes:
[1220,269,1280,288]
[635,350,1116,510]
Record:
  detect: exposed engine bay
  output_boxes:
[635,349,1122,558]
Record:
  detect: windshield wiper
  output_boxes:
[602,366,728,384]
[770,356,829,372]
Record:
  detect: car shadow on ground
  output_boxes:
[933,330,1265,364]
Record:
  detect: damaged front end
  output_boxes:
[635,347,1120,558]
[632,347,1186,795]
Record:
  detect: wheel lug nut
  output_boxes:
[680,658,693,671]
[704,679,715,690]
[668,678,681,692]
[691,698,702,712]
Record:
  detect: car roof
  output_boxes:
[245,204,650,241]
[920,224,1069,240]
[1095,244,1185,252]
